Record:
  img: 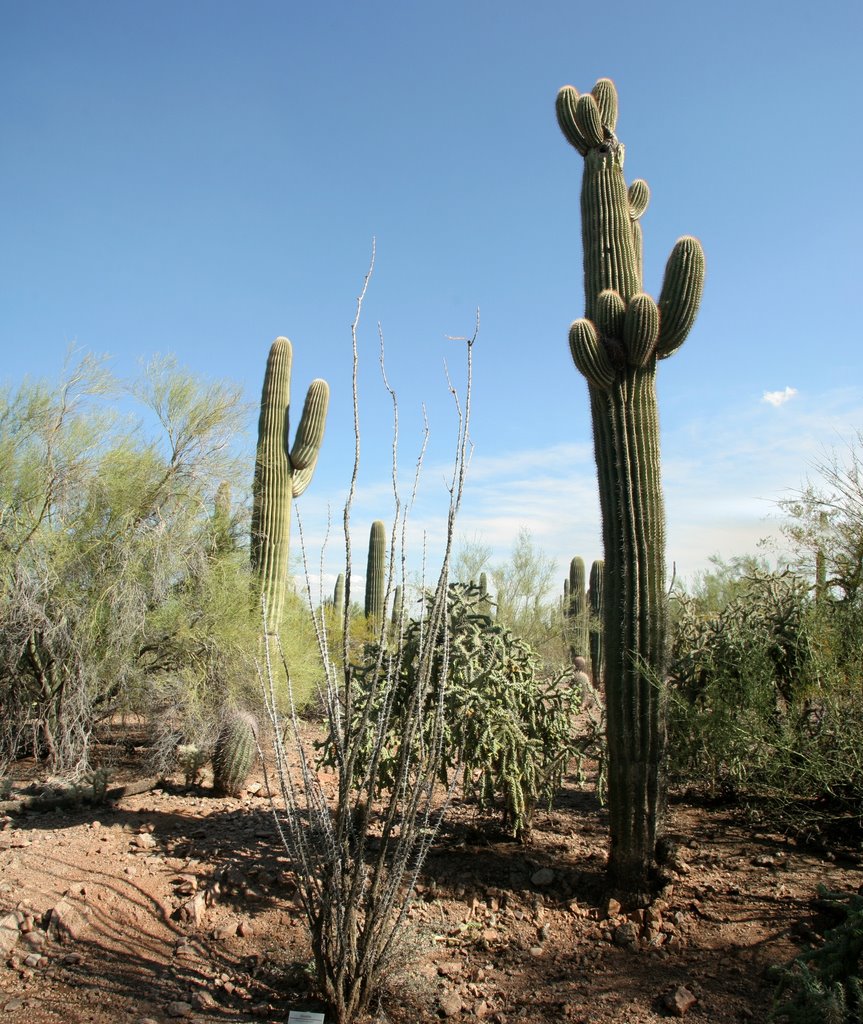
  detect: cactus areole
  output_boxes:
[251,337,329,635]
[557,78,704,900]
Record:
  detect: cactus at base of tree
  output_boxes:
[556,77,704,900]
[212,711,259,797]
[250,337,329,635]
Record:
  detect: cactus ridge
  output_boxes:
[251,337,329,634]
[213,711,259,798]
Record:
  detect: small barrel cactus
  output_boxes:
[212,711,259,797]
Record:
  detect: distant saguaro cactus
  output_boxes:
[557,77,704,899]
[333,573,345,622]
[565,556,589,662]
[251,337,329,635]
[364,520,386,627]
[588,558,604,687]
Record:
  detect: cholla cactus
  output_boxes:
[557,77,704,898]
[212,711,259,797]
[177,744,207,787]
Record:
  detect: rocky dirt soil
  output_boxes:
[1,723,861,1024]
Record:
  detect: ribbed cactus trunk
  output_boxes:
[364,520,386,628]
[557,79,704,900]
[251,337,329,635]
[588,558,605,687]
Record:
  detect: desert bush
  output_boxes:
[0,352,257,776]
[666,565,863,839]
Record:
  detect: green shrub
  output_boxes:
[666,569,863,840]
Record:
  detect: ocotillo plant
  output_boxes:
[556,77,705,899]
[364,520,386,628]
[588,558,605,687]
[565,556,589,663]
[250,337,329,635]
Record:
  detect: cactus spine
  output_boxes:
[250,337,329,634]
[213,711,259,797]
[557,78,705,898]
[364,520,386,627]
[588,558,604,687]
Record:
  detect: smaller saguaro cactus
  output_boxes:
[479,571,493,619]
[588,558,605,687]
[213,711,259,798]
[364,520,387,627]
[333,573,345,621]
[251,337,329,635]
[565,556,589,663]
[391,585,403,627]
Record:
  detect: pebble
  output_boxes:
[439,992,464,1017]
[663,985,697,1016]
[530,868,554,887]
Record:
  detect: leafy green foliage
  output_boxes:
[323,582,582,839]
[667,563,863,840]
[0,352,262,776]
[770,887,863,1024]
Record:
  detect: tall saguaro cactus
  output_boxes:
[556,78,705,899]
[251,337,329,635]
[364,520,386,628]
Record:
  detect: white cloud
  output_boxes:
[762,386,798,407]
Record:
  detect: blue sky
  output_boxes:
[3,1,862,599]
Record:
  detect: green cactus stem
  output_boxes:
[333,572,345,622]
[565,556,589,663]
[391,584,403,628]
[213,711,259,797]
[588,558,604,688]
[250,337,329,635]
[364,520,386,627]
[557,77,705,900]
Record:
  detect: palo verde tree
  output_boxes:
[556,77,705,900]
[0,353,253,775]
